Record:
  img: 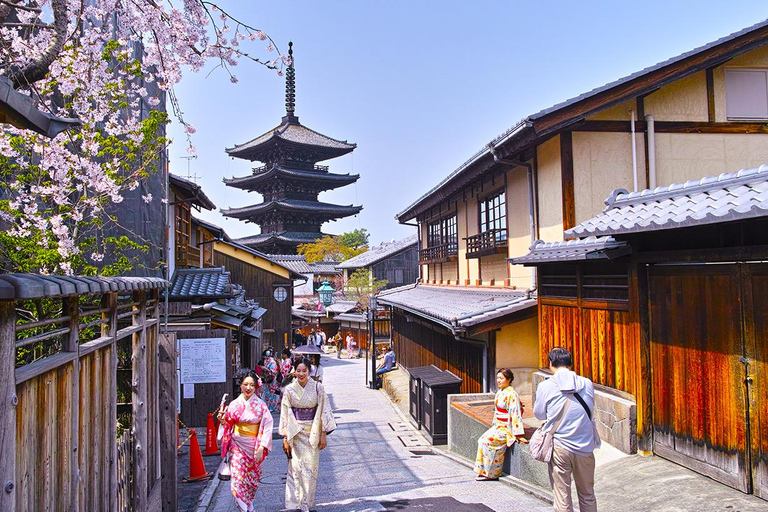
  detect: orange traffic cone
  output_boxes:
[182,430,213,483]
[203,413,219,456]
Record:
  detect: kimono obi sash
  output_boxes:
[292,406,317,421]
[494,405,509,422]
[234,422,260,437]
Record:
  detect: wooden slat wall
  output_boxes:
[746,268,768,498]
[540,304,639,399]
[391,310,483,393]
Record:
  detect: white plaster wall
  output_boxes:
[506,166,535,289]
[536,136,564,242]
[644,71,708,122]
[573,132,643,223]
[496,315,539,369]
[480,254,507,285]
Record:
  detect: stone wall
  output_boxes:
[532,371,637,454]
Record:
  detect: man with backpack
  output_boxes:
[533,347,599,512]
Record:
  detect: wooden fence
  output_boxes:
[0,275,176,512]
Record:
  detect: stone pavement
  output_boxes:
[200,356,551,512]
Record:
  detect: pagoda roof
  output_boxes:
[224,164,359,192]
[222,199,362,222]
[235,231,329,251]
[226,118,356,162]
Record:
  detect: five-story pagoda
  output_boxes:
[222,42,362,254]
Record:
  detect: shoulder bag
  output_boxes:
[573,392,602,449]
[529,394,572,463]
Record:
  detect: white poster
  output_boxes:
[183,383,195,399]
[179,337,227,384]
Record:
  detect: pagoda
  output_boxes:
[222,42,362,254]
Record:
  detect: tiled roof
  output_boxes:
[567,164,768,237]
[308,261,341,274]
[509,237,629,265]
[222,199,362,219]
[265,254,313,274]
[326,300,357,314]
[377,284,536,331]
[396,19,768,222]
[169,267,234,300]
[219,241,307,281]
[224,165,359,191]
[336,234,418,269]
[192,216,231,242]
[335,312,367,323]
[226,119,356,162]
[169,174,216,210]
[236,231,327,247]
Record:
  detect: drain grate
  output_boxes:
[397,433,429,447]
[409,449,435,456]
[388,421,412,432]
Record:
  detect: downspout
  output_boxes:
[630,110,638,192]
[400,220,422,283]
[486,143,538,295]
[645,115,657,190]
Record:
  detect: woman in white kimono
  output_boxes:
[279,357,336,512]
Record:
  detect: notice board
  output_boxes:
[179,337,227,384]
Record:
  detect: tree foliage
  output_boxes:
[338,228,369,249]
[297,234,367,263]
[0,1,289,274]
[344,268,387,310]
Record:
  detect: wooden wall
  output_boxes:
[214,250,294,353]
[371,245,419,289]
[391,310,483,393]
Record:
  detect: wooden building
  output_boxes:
[168,174,216,272]
[336,234,419,290]
[390,20,768,453]
[222,42,362,254]
[514,164,768,498]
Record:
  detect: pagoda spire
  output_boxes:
[284,42,298,123]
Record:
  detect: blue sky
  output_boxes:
[168,1,768,245]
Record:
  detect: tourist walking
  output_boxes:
[280,349,293,382]
[279,357,337,512]
[534,347,599,512]
[309,354,324,382]
[260,349,281,412]
[218,370,273,512]
[474,368,527,480]
[345,332,356,359]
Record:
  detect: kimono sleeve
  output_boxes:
[317,382,337,434]
[506,390,525,442]
[278,387,290,437]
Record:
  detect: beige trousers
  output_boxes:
[548,444,597,512]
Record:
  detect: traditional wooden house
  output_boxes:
[391,22,768,404]
[336,234,419,290]
[513,164,768,498]
[168,174,216,272]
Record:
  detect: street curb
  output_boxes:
[378,385,554,505]
[195,460,224,512]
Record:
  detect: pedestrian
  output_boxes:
[374,344,396,388]
[279,358,336,512]
[218,370,273,512]
[260,349,281,412]
[534,347,599,512]
[280,349,292,382]
[345,332,355,359]
[474,368,527,480]
[309,354,324,382]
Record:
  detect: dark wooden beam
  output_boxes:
[636,244,768,263]
[560,132,575,233]
[706,67,716,122]
[636,95,645,120]
[572,120,768,134]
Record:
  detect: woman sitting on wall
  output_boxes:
[474,368,527,481]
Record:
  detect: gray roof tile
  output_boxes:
[567,164,768,237]
[377,284,535,329]
[169,267,234,300]
[509,237,629,265]
[336,234,418,269]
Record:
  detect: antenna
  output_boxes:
[180,155,199,182]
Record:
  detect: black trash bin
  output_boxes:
[407,365,443,428]
[420,370,462,445]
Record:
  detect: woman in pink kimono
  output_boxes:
[219,370,274,511]
[279,358,336,512]
[260,350,281,412]
[474,368,527,480]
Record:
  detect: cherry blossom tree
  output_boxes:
[0,0,289,274]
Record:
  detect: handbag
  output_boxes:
[218,456,231,481]
[573,392,602,449]
[529,394,572,463]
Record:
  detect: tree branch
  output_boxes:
[8,0,69,88]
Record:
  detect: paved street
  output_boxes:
[204,356,550,511]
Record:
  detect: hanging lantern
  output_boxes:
[317,279,335,307]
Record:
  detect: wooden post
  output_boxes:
[159,332,177,511]
[132,291,148,512]
[0,301,17,512]
[63,296,80,512]
[102,292,118,511]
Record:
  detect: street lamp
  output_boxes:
[317,279,335,307]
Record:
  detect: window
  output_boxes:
[479,191,506,239]
[442,215,457,250]
[428,221,442,247]
[725,69,768,120]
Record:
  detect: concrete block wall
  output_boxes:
[532,371,637,454]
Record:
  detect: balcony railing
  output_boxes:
[419,242,458,263]
[465,229,507,258]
